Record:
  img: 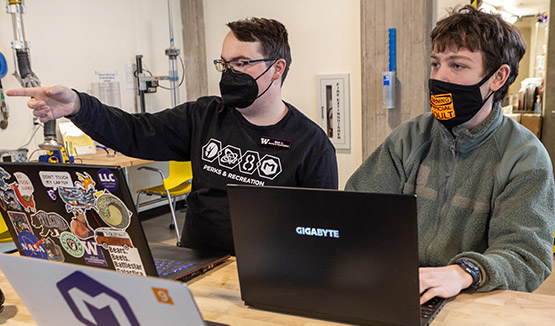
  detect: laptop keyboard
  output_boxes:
[420,297,446,325]
[154,258,193,277]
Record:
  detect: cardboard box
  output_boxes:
[520,114,542,138]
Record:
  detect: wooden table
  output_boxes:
[74,151,153,185]
[2,257,555,325]
[74,152,151,168]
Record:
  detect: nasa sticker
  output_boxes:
[18,231,48,259]
[97,169,119,192]
[60,231,84,258]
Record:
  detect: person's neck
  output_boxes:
[237,89,288,126]
[460,97,494,131]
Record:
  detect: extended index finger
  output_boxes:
[6,87,42,98]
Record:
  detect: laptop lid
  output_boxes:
[0,253,206,325]
[0,162,228,281]
[227,184,422,326]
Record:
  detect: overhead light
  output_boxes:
[481,2,519,24]
[502,13,518,24]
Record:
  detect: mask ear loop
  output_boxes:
[254,59,279,99]
[476,67,500,87]
[254,59,278,81]
[478,67,501,105]
[481,90,495,106]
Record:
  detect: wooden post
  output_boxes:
[360,0,433,159]
[180,0,208,101]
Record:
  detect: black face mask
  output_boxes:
[429,69,497,129]
[219,61,276,108]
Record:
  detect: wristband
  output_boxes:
[454,258,481,289]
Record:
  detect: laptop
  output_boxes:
[0,253,225,326]
[0,162,229,282]
[227,184,446,326]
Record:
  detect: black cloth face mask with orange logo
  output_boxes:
[429,69,497,130]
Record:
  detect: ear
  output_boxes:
[489,64,510,92]
[272,58,287,81]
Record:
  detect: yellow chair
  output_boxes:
[0,212,13,243]
[136,161,192,246]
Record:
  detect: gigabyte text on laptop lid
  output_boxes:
[0,162,228,282]
[0,253,213,326]
[227,184,438,326]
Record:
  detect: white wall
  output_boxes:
[0,0,471,189]
[203,0,362,189]
[434,0,466,22]
[0,0,186,155]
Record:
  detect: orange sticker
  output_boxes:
[152,287,174,305]
[430,93,455,120]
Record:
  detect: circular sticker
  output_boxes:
[60,231,84,258]
[97,169,119,192]
[96,193,130,229]
[18,231,48,259]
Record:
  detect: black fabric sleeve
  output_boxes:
[70,92,192,161]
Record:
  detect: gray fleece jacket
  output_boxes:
[346,104,555,292]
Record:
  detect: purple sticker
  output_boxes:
[18,231,48,259]
[82,240,108,267]
[57,271,140,326]
[46,188,57,201]
[97,169,119,192]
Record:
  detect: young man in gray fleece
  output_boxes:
[347,5,555,304]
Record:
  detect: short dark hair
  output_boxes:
[431,5,526,103]
[227,17,291,85]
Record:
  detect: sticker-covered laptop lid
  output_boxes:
[0,162,157,277]
[0,253,205,326]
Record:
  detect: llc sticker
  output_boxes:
[98,169,119,192]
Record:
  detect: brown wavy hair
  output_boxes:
[431,5,526,103]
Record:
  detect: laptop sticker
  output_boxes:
[7,210,32,234]
[18,230,48,259]
[56,271,141,326]
[152,287,174,305]
[70,210,94,239]
[1,188,22,211]
[60,231,85,258]
[12,172,36,212]
[43,237,65,262]
[46,187,57,201]
[30,210,70,237]
[95,193,132,229]
[107,244,146,276]
[38,171,73,188]
[0,167,10,189]
[97,168,119,192]
[58,183,97,211]
[94,227,134,249]
[82,239,108,267]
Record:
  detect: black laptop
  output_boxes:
[227,184,446,326]
[0,162,229,282]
